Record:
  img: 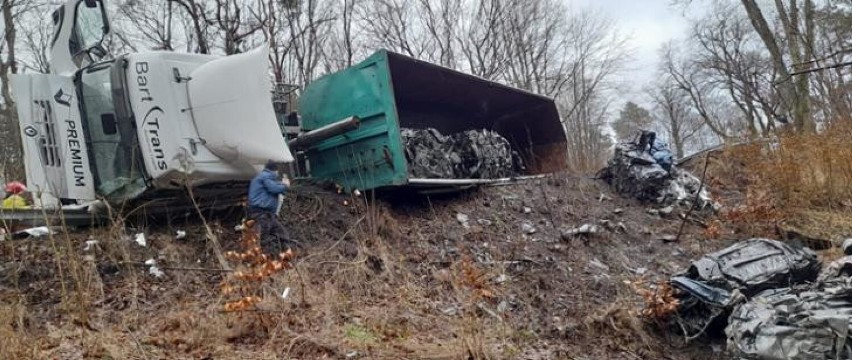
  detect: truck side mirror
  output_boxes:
[73,0,109,57]
[89,44,107,58]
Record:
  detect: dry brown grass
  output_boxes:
[0,297,41,359]
[2,176,730,359]
[733,123,852,212]
[714,123,852,244]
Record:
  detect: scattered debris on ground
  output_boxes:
[5,157,852,359]
[2,175,740,359]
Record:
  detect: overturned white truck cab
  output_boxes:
[12,0,292,212]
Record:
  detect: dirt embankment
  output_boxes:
[1,174,741,359]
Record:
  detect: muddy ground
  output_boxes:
[1,173,751,359]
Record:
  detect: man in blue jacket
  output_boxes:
[248,160,293,252]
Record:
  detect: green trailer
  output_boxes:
[297,50,568,192]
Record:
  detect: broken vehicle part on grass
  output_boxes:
[667,238,821,338]
[818,256,852,283]
[682,239,820,295]
[726,279,852,360]
[598,140,713,209]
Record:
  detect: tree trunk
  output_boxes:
[740,0,809,131]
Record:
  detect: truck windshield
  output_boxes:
[78,62,147,200]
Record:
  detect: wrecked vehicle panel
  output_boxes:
[668,239,821,338]
[683,238,821,296]
[818,256,852,284]
[671,276,735,308]
[726,280,852,360]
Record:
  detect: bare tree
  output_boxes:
[647,77,704,158]
[809,2,852,122]
[612,101,652,141]
[693,3,779,137]
[117,0,177,51]
[359,0,430,59]
[739,0,815,132]
[322,0,359,72]
[0,0,32,180]
[661,42,737,139]
[15,0,51,73]
[456,0,507,79]
[284,0,335,86]
[416,0,460,67]
[168,0,212,54]
[210,0,264,54]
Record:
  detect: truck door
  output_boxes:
[50,0,110,75]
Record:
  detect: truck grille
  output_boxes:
[34,101,61,167]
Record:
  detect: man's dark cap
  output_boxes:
[264,160,279,170]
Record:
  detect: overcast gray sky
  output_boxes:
[572,0,693,105]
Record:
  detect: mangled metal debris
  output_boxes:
[599,140,713,209]
[401,128,524,179]
[668,239,821,338]
[680,239,820,295]
[651,238,852,359]
[726,279,852,360]
[727,252,852,359]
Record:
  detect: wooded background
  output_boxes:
[0,0,849,179]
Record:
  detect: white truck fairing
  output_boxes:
[125,47,293,190]
[187,47,293,166]
[11,74,96,206]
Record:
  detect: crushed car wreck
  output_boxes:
[726,278,852,360]
[669,239,821,338]
[598,133,714,209]
[726,248,852,359]
[655,238,852,359]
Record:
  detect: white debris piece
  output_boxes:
[843,238,852,255]
[144,258,165,278]
[497,300,509,313]
[442,306,459,316]
[134,233,147,247]
[456,213,470,229]
[588,258,610,272]
[175,230,187,240]
[16,226,54,238]
[495,274,509,284]
[281,287,292,299]
[477,219,492,226]
[83,239,99,251]
[523,207,532,214]
[561,224,601,239]
[521,222,537,234]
